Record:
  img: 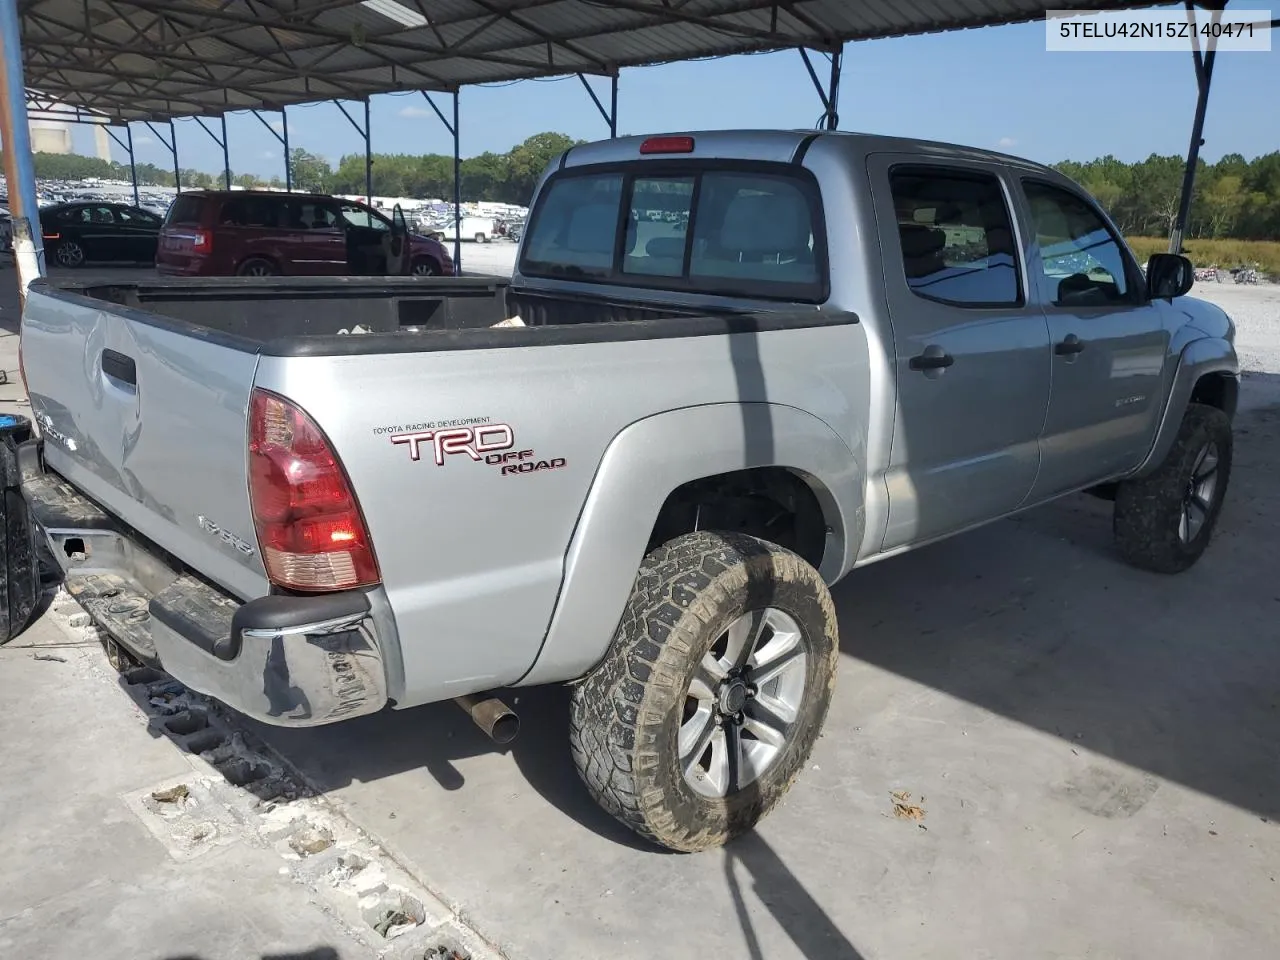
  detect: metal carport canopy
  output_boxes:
[17,0,1160,123]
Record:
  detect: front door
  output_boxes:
[1018,180,1171,500]
[339,202,390,275]
[870,157,1052,551]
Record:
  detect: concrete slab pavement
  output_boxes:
[0,613,377,960]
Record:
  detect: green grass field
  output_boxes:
[1127,236,1280,275]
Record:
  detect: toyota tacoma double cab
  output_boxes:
[5,130,1238,853]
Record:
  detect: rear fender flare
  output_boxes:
[517,402,862,687]
[1133,336,1238,477]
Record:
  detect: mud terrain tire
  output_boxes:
[569,531,838,853]
[1113,403,1233,574]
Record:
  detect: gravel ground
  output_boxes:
[1189,282,1280,373]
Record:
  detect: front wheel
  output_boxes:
[474,233,487,244]
[1113,403,1233,574]
[570,531,838,853]
[410,257,439,277]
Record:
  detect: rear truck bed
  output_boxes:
[15,277,866,729]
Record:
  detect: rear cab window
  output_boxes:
[520,163,827,302]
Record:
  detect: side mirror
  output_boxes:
[1146,253,1194,300]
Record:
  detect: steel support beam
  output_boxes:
[576,73,618,137]
[104,125,141,207]
[193,115,233,190]
[143,120,182,193]
[250,108,291,191]
[0,0,45,295]
[798,46,842,130]
[335,99,374,205]
[420,90,463,274]
[1169,2,1223,254]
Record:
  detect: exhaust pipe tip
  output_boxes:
[454,693,520,745]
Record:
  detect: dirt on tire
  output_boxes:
[569,530,838,853]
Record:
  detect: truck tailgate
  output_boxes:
[20,285,268,601]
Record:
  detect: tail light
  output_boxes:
[192,229,212,255]
[42,232,60,241]
[248,388,380,592]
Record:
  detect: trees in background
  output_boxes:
[9,138,1277,241]
[1054,152,1280,241]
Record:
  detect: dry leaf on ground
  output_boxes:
[891,790,926,821]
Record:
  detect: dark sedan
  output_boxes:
[40,201,164,268]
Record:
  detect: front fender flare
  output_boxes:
[1133,336,1238,477]
[516,402,863,687]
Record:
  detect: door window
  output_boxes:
[1023,182,1133,307]
[75,205,117,225]
[116,207,160,225]
[339,203,390,231]
[888,168,1021,307]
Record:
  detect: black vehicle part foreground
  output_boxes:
[570,531,838,853]
[0,414,41,644]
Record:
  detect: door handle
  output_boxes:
[1055,334,1086,358]
[101,348,137,386]
[909,346,954,373]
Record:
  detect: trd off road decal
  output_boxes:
[387,422,566,476]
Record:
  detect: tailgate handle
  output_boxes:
[101,349,137,386]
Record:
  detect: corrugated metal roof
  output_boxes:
[18,0,1159,122]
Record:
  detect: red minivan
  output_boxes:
[156,190,453,278]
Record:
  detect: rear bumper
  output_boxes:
[18,442,389,728]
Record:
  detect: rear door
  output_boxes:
[1018,179,1171,499]
[292,199,348,275]
[868,156,1052,550]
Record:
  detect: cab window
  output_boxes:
[888,168,1021,307]
[1023,181,1134,307]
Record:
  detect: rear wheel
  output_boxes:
[474,233,487,244]
[569,531,838,853]
[1113,403,1233,573]
[53,240,85,268]
[236,257,278,277]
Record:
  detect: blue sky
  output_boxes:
[73,12,1279,177]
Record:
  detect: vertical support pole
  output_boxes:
[453,89,462,276]
[282,107,291,191]
[126,124,140,207]
[0,0,47,294]
[364,97,373,206]
[609,73,618,139]
[825,45,842,131]
[170,119,181,193]
[221,114,231,190]
[1169,2,1220,254]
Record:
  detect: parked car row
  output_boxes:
[21,191,454,278]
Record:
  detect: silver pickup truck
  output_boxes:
[7,130,1238,853]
